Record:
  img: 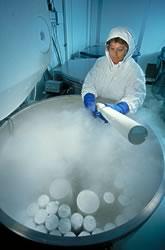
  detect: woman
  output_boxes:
[81,26,146,121]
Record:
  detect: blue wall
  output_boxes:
[52,0,165,71]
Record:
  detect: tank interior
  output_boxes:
[0,95,164,245]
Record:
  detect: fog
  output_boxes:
[0,95,164,230]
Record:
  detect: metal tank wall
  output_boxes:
[0,0,51,121]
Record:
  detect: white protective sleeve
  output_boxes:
[81,56,146,114]
[81,26,146,114]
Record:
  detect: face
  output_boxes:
[108,42,128,64]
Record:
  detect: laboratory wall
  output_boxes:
[52,0,165,71]
[138,0,165,70]
[50,0,91,67]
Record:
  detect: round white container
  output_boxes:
[45,214,59,231]
[103,192,115,204]
[49,178,73,204]
[58,218,72,234]
[77,190,100,215]
[34,209,48,225]
[38,194,50,208]
[46,201,59,215]
[71,212,83,233]
[58,204,71,218]
[118,194,130,207]
[83,215,96,233]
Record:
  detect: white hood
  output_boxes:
[105,26,136,64]
[82,26,146,114]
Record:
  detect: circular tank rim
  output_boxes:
[0,95,165,247]
[0,181,164,247]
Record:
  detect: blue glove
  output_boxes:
[95,111,108,123]
[105,101,129,114]
[83,93,96,113]
[84,93,108,123]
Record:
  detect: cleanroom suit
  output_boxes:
[81,27,146,115]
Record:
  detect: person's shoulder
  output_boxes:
[125,58,144,74]
[95,56,107,66]
[96,56,107,63]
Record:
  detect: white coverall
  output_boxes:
[81,27,146,113]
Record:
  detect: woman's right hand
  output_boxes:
[83,93,108,123]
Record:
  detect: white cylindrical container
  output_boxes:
[99,191,117,224]
[36,224,48,233]
[96,103,148,145]
[103,192,115,204]
[34,209,48,225]
[58,204,71,218]
[78,231,90,236]
[58,218,72,235]
[49,178,73,204]
[71,212,83,233]
[77,190,100,215]
[38,194,50,208]
[45,214,59,231]
[83,215,96,233]
[118,194,131,207]
[46,201,59,215]
[49,230,62,236]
